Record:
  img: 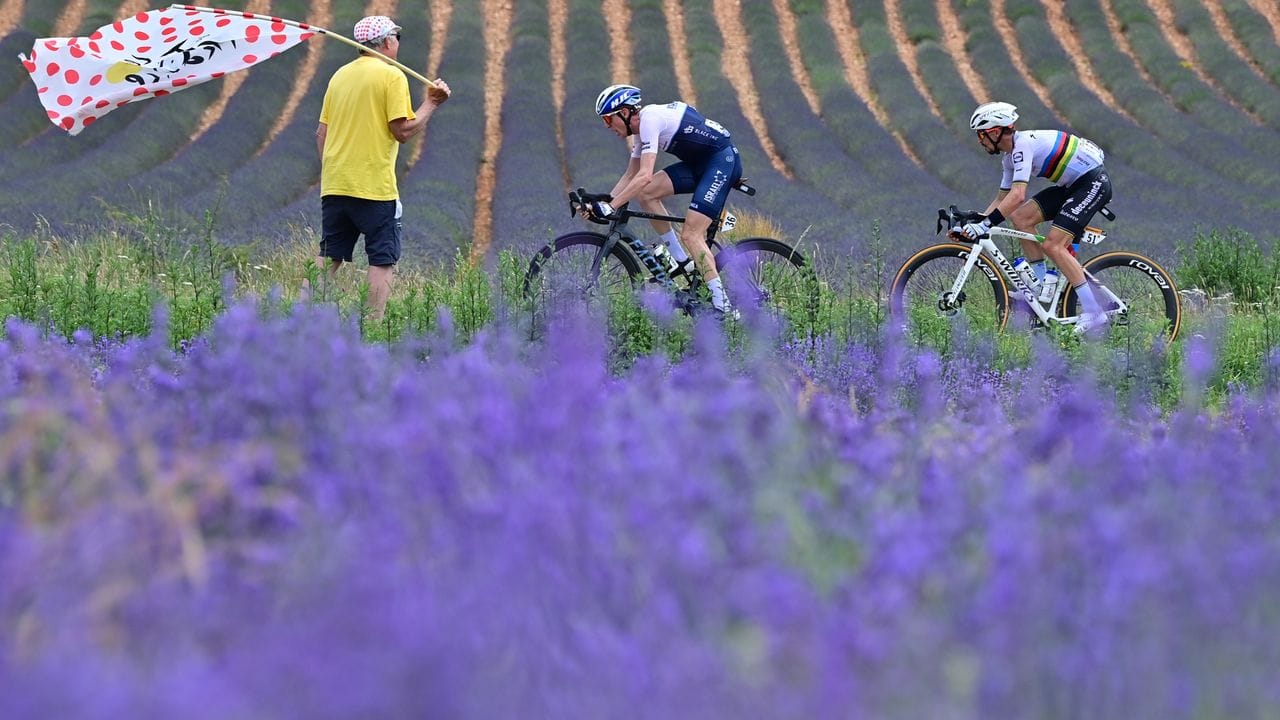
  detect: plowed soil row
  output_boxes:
[468,0,512,264]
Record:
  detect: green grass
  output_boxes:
[3,213,1280,409]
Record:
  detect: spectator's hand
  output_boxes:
[427,79,451,105]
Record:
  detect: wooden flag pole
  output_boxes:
[168,4,437,87]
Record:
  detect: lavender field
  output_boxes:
[4,1,1280,715]
[1,0,1278,265]
[1,304,1279,716]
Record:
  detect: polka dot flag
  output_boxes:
[19,6,315,135]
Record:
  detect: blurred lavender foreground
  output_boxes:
[2,303,1279,719]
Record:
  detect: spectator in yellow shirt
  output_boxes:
[314,15,450,321]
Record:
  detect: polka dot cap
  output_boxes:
[353,16,400,43]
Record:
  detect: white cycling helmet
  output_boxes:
[969,101,1019,131]
[595,84,642,116]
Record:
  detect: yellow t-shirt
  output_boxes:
[319,56,416,201]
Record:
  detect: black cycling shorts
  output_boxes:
[661,145,743,221]
[1030,167,1112,240]
[320,195,402,266]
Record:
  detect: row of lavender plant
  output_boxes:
[987,0,1252,252]
[560,0,637,195]
[2,302,1280,717]
[1105,0,1280,146]
[676,1,857,250]
[489,0,577,255]
[738,0,946,240]
[844,2,984,195]
[116,0,313,220]
[1164,0,1280,129]
[1002,0,1280,211]
[955,0,1255,245]
[1219,0,1280,81]
[171,0,354,233]
[392,1,488,259]
[1059,0,1280,209]
[895,0,997,182]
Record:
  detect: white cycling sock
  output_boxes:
[661,229,689,262]
[1074,281,1103,314]
[707,277,729,309]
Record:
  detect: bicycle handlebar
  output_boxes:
[936,205,986,235]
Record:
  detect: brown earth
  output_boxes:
[549,0,571,189]
[190,0,274,144]
[601,0,633,83]
[468,0,513,265]
[713,0,793,179]
[936,0,988,102]
[663,0,698,104]
[1146,0,1263,122]
[256,0,333,154]
[406,0,454,170]
[1040,0,1134,120]
[1200,0,1272,83]
[426,0,452,77]
[826,0,923,167]
[53,0,86,37]
[1245,0,1280,45]
[0,0,22,38]
[885,0,942,120]
[118,0,146,18]
[771,0,821,116]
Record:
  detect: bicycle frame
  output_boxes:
[953,226,1128,328]
[570,188,737,294]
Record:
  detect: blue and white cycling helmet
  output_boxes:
[595,84,642,116]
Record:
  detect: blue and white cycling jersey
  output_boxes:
[630,102,734,161]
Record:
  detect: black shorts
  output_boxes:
[320,195,402,266]
[1030,167,1112,240]
[661,145,743,220]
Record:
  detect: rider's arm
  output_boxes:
[987,182,1027,225]
[609,156,642,200]
[610,152,659,207]
[983,189,1007,215]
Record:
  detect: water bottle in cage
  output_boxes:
[1012,257,1039,291]
[651,243,679,276]
[1038,269,1060,304]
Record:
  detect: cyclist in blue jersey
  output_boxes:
[588,84,743,317]
[954,102,1112,334]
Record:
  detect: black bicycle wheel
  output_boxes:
[522,232,644,316]
[889,242,1011,336]
[713,237,819,327]
[1062,251,1182,343]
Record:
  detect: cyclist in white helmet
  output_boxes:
[588,83,743,317]
[955,101,1112,334]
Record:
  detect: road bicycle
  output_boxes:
[889,206,1182,344]
[522,182,818,326]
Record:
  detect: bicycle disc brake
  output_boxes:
[937,290,965,315]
